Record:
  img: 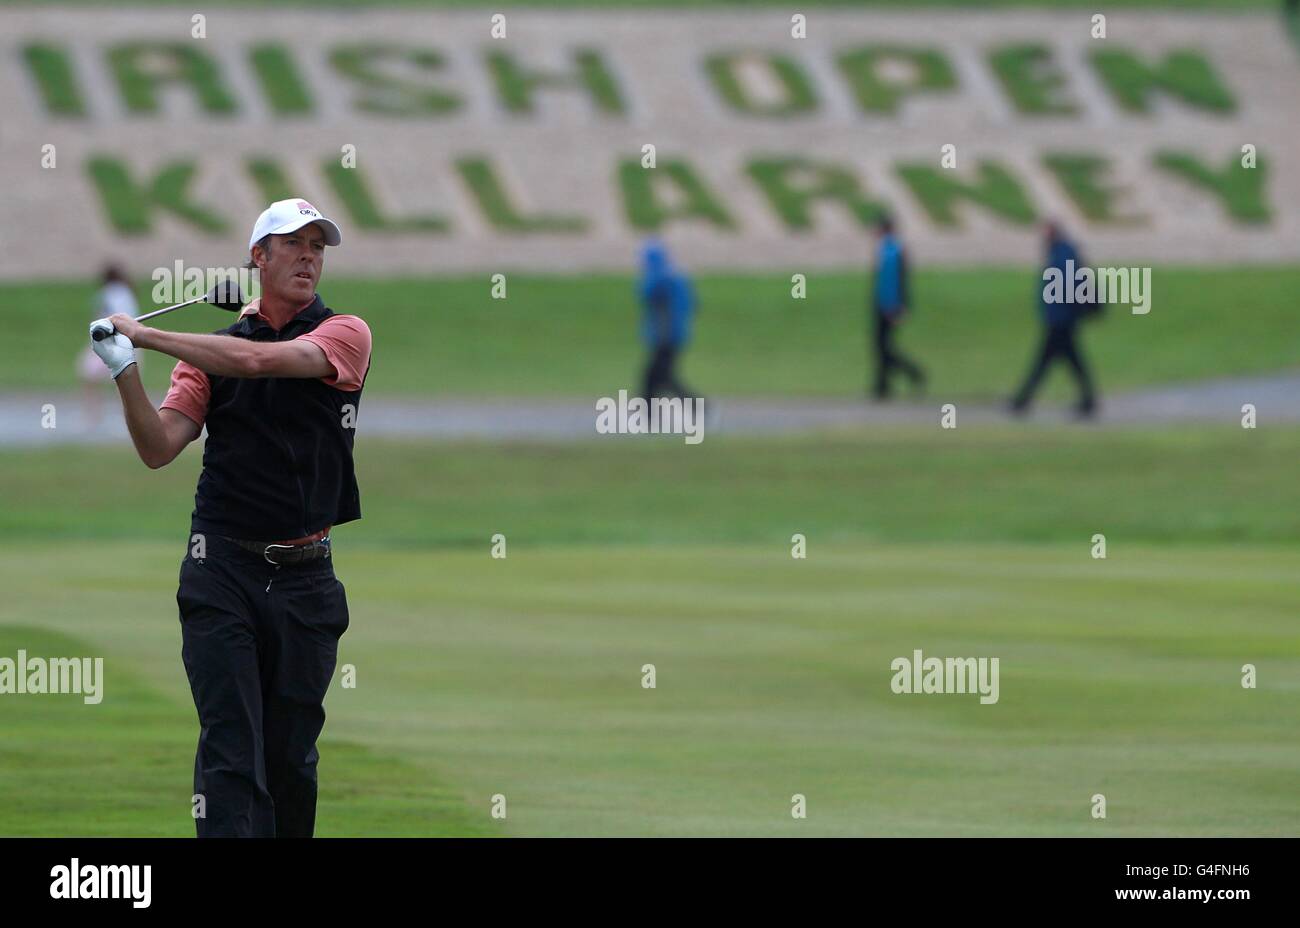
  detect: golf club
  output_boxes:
[91,281,246,340]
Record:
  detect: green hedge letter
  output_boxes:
[456,157,586,233]
[107,42,237,114]
[486,49,624,115]
[835,45,955,114]
[747,158,887,230]
[329,44,460,117]
[87,157,228,235]
[896,161,1036,226]
[989,44,1077,115]
[618,159,734,230]
[1043,153,1142,223]
[1090,49,1234,114]
[325,161,450,231]
[249,44,314,115]
[23,44,85,117]
[1154,151,1269,222]
[704,52,817,117]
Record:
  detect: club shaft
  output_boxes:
[135,294,209,323]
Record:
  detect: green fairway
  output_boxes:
[9,265,1300,401]
[1,427,1297,836]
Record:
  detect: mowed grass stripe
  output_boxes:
[2,427,1299,548]
[0,625,493,836]
[4,542,1297,836]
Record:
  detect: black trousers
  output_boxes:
[1012,325,1096,411]
[642,345,692,398]
[175,533,349,838]
[872,313,924,398]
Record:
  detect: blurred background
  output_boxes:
[1,0,1297,836]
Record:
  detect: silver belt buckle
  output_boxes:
[263,543,297,565]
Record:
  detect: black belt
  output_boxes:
[223,535,332,566]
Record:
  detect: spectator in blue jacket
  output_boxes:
[1010,221,1098,417]
[639,239,697,399]
[870,216,925,399]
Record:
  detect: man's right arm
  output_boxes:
[113,365,202,469]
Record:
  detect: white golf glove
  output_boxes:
[89,318,137,380]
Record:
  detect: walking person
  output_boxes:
[87,198,372,837]
[638,239,697,399]
[1010,221,1098,418]
[869,216,925,399]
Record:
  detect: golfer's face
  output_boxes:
[265,224,326,304]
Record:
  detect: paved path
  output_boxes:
[2,373,1295,448]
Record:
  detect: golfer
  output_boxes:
[87,198,372,837]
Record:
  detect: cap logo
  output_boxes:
[296,200,319,216]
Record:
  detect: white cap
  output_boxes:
[248,198,342,250]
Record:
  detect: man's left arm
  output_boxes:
[107,314,332,379]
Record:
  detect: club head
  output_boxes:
[205,281,246,313]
